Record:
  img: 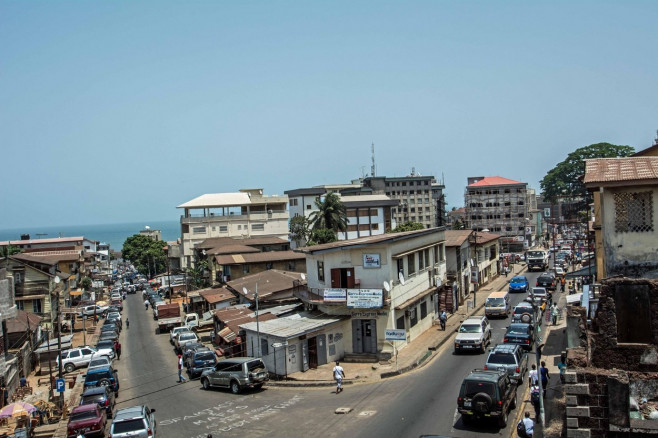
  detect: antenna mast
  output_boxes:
[371,142,376,177]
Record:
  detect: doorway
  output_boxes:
[351,319,377,354]
[308,336,318,369]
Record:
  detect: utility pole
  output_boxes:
[529,288,546,425]
[255,283,260,357]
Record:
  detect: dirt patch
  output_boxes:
[544,391,566,438]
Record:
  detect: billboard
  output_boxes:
[323,289,347,302]
[347,289,383,309]
[363,253,381,268]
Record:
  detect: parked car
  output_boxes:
[508,276,529,293]
[80,386,116,418]
[88,354,113,370]
[170,326,191,344]
[58,347,97,373]
[101,323,121,336]
[107,304,122,314]
[106,312,122,328]
[186,348,217,378]
[536,273,556,290]
[484,343,528,383]
[78,305,108,318]
[457,368,517,427]
[175,332,199,353]
[528,287,550,304]
[84,366,119,395]
[503,323,535,351]
[554,266,566,277]
[181,341,206,360]
[67,403,106,438]
[109,405,157,438]
[454,316,492,354]
[98,331,119,343]
[200,357,269,394]
[95,340,116,360]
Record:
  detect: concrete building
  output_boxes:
[139,227,162,242]
[0,236,98,253]
[177,189,289,269]
[294,228,447,362]
[0,269,19,400]
[464,176,535,253]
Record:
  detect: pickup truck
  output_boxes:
[156,303,181,332]
[184,312,214,332]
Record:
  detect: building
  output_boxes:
[177,189,289,269]
[583,156,658,279]
[294,228,447,362]
[284,186,399,247]
[225,270,305,307]
[139,227,162,242]
[464,176,535,252]
[361,171,446,229]
[444,230,502,308]
[0,236,98,253]
[0,269,19,402]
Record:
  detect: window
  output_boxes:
[397,258,404,276]
[260,338,269,356]
[192,227,206,234]
[242,265,250,274]
[306,204,312,210]
[219,225,228,232]
[33,299,42,313]
[420,301,428,319]
[614,191,653,233]
[409,307,418,327]
[287,261,296,271]
[371,223,379,230]
[16,301,24,311]
[252,224,265,231]
[396,315,405,330]
[407,253,416,275]
[317,261,325,282]
[290,199,298,206]
[418,251,425,270]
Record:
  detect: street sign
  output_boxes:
[385,329,406,341]
[271,342,288,348]
[56,378,65,393]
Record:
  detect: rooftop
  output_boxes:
[583,157,658,186]
[215,250,305,265]
[177,189,287,209]
[240,312,344,338]
[437,229,500,247]
[467,176,525,187]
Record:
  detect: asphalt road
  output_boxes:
[114,270,549,438]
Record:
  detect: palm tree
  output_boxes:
[309,193,347,233]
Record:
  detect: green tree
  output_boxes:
[289,215,311,247]
[121,234,167,276]
[451,219,464,230]
[309,193,347,233]
[80,276,92,291]
[540,142,635,203]
[307,228,338,245]
[389,221,425,233]
[186,260,209,290]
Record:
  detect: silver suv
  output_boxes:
[454,316,492,354]
[484,344,528,383]
[57,346,97,373]
[109,405,157,438]
[200,357,269,394]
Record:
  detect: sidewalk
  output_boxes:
[269,263,528,387]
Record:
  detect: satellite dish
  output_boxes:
[54,276,61,284]
[300,273,306,281]
[242,287,249,296]
[383,281,391,292]
[398,272,406,286]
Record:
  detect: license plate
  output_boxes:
[462,345,473,349]
[464,401,471,408]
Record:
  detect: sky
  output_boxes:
[2,1,657,229]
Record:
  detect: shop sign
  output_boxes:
[347,289,383,309]
[323,289,347,302]
[363,253,381,268]
[351,311,388,318]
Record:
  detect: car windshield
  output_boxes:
[507,325,529,334]
[511,278,526,285]
[459,324,481,333]
[112,419,145,433]
[180,334,196,341]
[527,251,543,257]
[90,371,111,380]
[196,352,215,362]
[81,394,105,404]
[89,359,108,367]
[97,341,113,350]
[70,410,97,421]
[464,381,495,398]
[514,306,533,315]
[486,298,505,307]
[488,353,516,365]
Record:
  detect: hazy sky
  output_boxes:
[2,1,657,229]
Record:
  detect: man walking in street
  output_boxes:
[540,361,550,397]
[520,411,534,437]
[529,364,538,387]
[333,361,345,394]
[114,340,122,360]
[177,354,187,383]
[439,310,447,331]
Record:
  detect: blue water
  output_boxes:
[0,220,180,251]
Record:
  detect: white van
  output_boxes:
[484,290,511,318]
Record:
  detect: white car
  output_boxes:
[57,346,97,373]
[170,326,191,345]
[175,332,199,353]
[88,353,113,370]
[554,266,565,276]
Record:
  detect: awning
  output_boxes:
[565,265,597,279]
[218,326,237,343]
[395,287,437,310]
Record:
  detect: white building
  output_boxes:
[177,189,289,269]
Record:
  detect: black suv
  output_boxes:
[457,368,517,427]
[536,273,556,290]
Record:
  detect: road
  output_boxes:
[114,270,551,438]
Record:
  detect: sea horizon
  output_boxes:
[0,219,181,251]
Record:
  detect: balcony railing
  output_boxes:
[293,286,390,305]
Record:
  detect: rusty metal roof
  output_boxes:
[583,157,658,186]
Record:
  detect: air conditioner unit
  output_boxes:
[435,276,442,287]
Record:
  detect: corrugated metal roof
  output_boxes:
[215,250,305,265]
[240,313,343,338]
[583,157,658,186]
[444,230,501,247]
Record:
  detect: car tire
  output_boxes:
[98,379,111,387]
[472,392,492,415]
[461,414,472,425]
[498,409,508,428]
[510,395,517,410]
[202,378,211,390]
[230,380,241,394]
[64,363,75,373]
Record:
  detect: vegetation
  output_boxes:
[0,245,21,258]
[540,142,635,203]
[451,219,464,230]
[389,221,425,233]
[289,215,311,247]
[80,276,92,291]
[307,228,338,245]
[121,234,167,276]
[309,193,347,233]
[186,260,209,290]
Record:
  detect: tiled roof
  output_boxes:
[196,236,289,250]
[215,250,306,265]
[199,287,236,304]
[467,176,524,187]
[444,230,501,247]
[583,157,658,186]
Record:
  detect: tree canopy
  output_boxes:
[540,142,635,203]
[389,221,425,233]
[121,234,167,277]
[289,215,311,247]
[309,193,347,233]
[307,228,338,246]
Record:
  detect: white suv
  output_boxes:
[57,346,97,373]
[454,316,492,354]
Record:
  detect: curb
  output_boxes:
[266,379,354,388]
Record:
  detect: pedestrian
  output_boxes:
[560,276,566,291]
[114,340,122,360]
[519,411,535,437]
[333,361,345,394]
[530,384,541,423]
[439,310,447,331]
[540,361,550,397]
[19,376,27,388]
[551,304,559,326]
[529,364,538,387]
[558,355,567,383]
[144,299,149,310]
[126,318,129,329]
[177,354,187,383]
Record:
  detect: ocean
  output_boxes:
[0,220,180,251]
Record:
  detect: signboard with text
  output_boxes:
[347,289,383,309]
[385,329,406,341]
[363,253,381,269]
[323,289,347,302]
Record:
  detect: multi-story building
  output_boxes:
[139,227,162,242]
[464,176,534,252]
[284,186,399,247]
[0,236,98,253]
[361,171,446,229]
[177,189,289,269]
[0,269,19,403]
